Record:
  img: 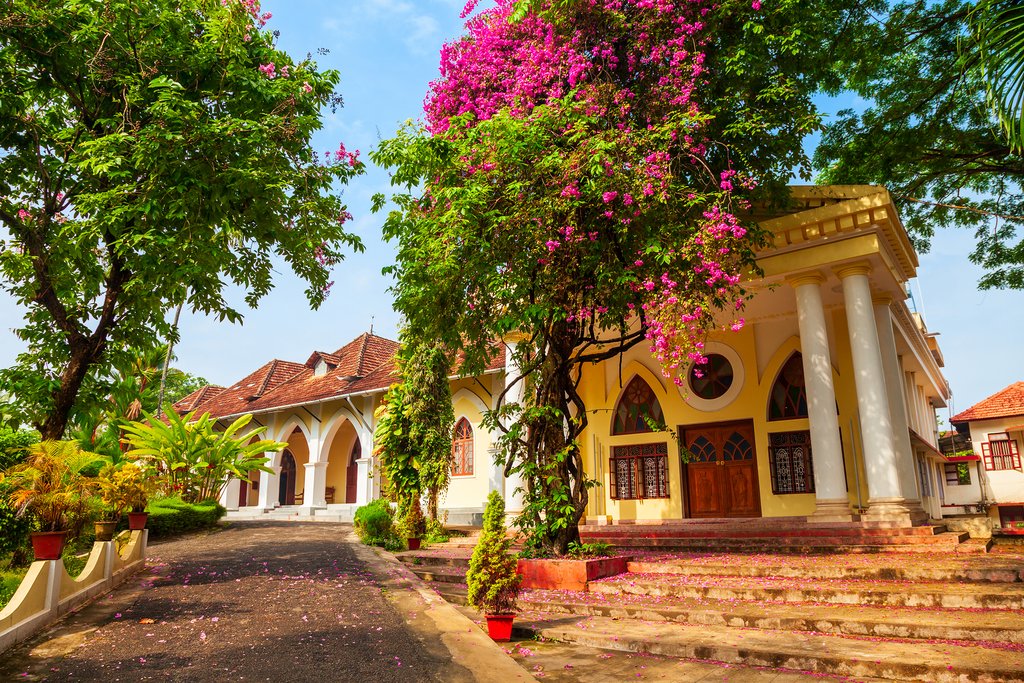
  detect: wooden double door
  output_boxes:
[681,420,761,518]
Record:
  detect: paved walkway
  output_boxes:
[0,522,531,683]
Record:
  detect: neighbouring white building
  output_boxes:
[949,382,1024,533]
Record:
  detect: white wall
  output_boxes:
[966,417,1024,505]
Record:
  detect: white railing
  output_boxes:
[0,530,148,653]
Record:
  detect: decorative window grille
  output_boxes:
[768,431,815,494]
[944,462,971,486]
[612,376,665,435]
[609,443,669,500]
[452,418,474,476]
[982,437,1022,471]
[768,354,808,421]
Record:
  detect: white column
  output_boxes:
[873,296,927,522]
[836,263,911,526]
[302,461,328,510]
[790,273,852,522]
[221,478,241,511]
[258,465,280,511]
[502,340,526,520]
[488,375,506,496]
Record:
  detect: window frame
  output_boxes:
[609,442,670,500]
[981,436,1022,472]
[767,430,815,495]
[943,462,971,486]
[452,417,474,477]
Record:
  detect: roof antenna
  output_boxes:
[369,315,374,336]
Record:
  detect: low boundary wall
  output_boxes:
[0,529,148,654]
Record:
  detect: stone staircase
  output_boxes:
[397,544,1024,681]
[578,517,992,554]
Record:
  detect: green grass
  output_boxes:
[0,558,27,610]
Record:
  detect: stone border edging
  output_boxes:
[347,534,534,683]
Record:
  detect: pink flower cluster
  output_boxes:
[428,0,755,383]
[330,142,360,168]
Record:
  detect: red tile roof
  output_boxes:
[951,382,1024,423]
[179,333,509,420]
[177,359,307,419]
[173,385,226,413]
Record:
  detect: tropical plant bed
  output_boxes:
[516,556,631,591]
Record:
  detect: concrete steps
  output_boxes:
[626,556,1023,583]
[515,613,1024,682]
[588,572,1024,609]
[579,520,992,554]
[518,590,1024,644]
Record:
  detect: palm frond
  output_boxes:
[971,0,1024,151]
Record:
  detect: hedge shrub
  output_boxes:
[143,497,226,538]
[354,498,395,546]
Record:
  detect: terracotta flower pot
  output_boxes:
[485,614,515,642]
[128,512,149,530]
[94,520,118,542]
[407,537,421,551]
[31,531,67,560]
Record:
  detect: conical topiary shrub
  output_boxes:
[466,491,521,640]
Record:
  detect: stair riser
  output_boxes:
[531,626,1024,683]
[581,534,965,546]
[410,569,467,585]
[581,527,948,538]
[589,582,1024,610]
[397,556,471,569]
[520,600,1024,644]
[626,562,1023,584]
[587,540,963,553]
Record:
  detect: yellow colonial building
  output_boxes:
[179,186,951,529]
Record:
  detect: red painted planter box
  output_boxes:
[407,538,421,550]
[485,614,515,642]
[517,556,630,591]
[128,512,149,530]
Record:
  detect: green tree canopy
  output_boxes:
[815,0,1024,289]
[0,0,364,439]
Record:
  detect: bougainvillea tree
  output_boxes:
[374,0,864,553]
[0,0,364,439]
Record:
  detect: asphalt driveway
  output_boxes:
[0,522,525,683]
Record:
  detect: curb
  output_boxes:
[348,534,534,683]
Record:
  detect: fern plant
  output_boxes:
[466,491,521,615]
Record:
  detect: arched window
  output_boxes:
[612,376,665,435]
[768,353,808,421]
[452,418,474,476]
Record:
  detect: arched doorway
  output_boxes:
[346,440,361,504]
[279,450,297,506]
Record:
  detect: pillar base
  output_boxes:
[808,499,855,524]
[861,498,915,528]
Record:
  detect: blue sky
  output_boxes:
[0,0,1020,418]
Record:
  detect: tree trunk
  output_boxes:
[38,344,100,440]
[519,321,589,556]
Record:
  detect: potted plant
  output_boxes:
[0,441,102,560]
[94,463,138,540]
[466,491,522,641]
[109,462,153,530]
[402,497,426,550]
